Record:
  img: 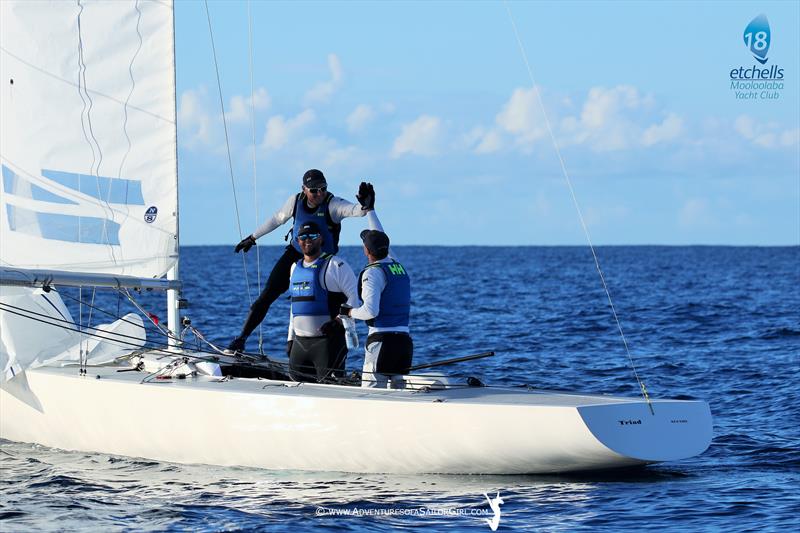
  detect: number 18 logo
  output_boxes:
[743,14,771,64]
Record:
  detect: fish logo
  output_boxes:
[743,14,771,64]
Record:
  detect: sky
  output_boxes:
[174,1,800,246]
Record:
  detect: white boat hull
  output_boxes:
[0,366,712,474]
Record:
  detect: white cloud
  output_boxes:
[304,53,343,106]
[475,129,503,154]
[261,109,315,151]
[391,115,444,158]
[642,113,684,146]
[496,86,549,145]
[561,85,653,151]
[459,126,502,154]
[346,104,375,132]
[297,135,362,169]
[177,88,213,148]
[464,86,549,154]
[580,85,650,129]
[227,87,271,123]
[734,115,799,148]
[556,85,690,151]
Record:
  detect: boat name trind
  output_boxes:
[618,419,642,426]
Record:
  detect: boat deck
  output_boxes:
[35,363,672,408]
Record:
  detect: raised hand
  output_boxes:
[356,182,375,211]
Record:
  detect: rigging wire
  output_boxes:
[246,0,264,354]
[203,0,253,306]
[0,301,259,365]
[2,299,495,388]
[502,1,653,413]
[78,286,84,374]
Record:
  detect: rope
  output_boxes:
[203,0,253,306]
[247,0,264,353]
[503,2,653,413]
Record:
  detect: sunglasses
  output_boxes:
[306,186,326,194]
[298,233,321,241]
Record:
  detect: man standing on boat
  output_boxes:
[228,169,374,353]
[287,221,359,382]
[341,216,412,388]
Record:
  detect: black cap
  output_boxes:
[360,229,390,256]
[296,221,322,237]
[302,169,327,188]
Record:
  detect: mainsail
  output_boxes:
[0,0,176,378]
[0,0,178,278]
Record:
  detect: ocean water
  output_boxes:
[1,245,798,531]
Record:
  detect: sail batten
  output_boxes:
[0,0,178,279]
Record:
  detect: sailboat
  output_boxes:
[0,0,712,474]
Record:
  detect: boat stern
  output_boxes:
[577,399,712,463]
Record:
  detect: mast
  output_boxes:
[167,0,181,350]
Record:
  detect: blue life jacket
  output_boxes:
[290,254,333,317]
[358,260,411,328]
[290,193,340,254]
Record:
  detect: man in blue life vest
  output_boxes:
[227,169,374,353]
[287,221,360,382]
[341,226,412,388]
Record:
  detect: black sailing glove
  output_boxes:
[319,318,345,337]
[235,235,256,253]
[356,182,375,211]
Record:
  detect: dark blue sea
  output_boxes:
[2,245,798,531]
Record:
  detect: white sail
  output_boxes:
[0,286,146,382]
[0,0,178,278]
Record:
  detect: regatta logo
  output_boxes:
[388,263,406,275]
[618,419,642,426]
[729,14,785,100]
[743,14,770,64]
[144,206,158,223]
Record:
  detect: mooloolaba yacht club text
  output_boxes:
[730,65,785,100]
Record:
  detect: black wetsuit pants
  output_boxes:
[289,334,347,382]
[237,245,302,340]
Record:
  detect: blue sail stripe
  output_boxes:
[41,169,144,205]
[5,204,121,245]
[1,165,77,205]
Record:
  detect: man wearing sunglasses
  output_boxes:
[340,215,412,388]
[227,169,374,354]
[287,221,359,382]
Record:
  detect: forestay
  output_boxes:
[0,0,178,278]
